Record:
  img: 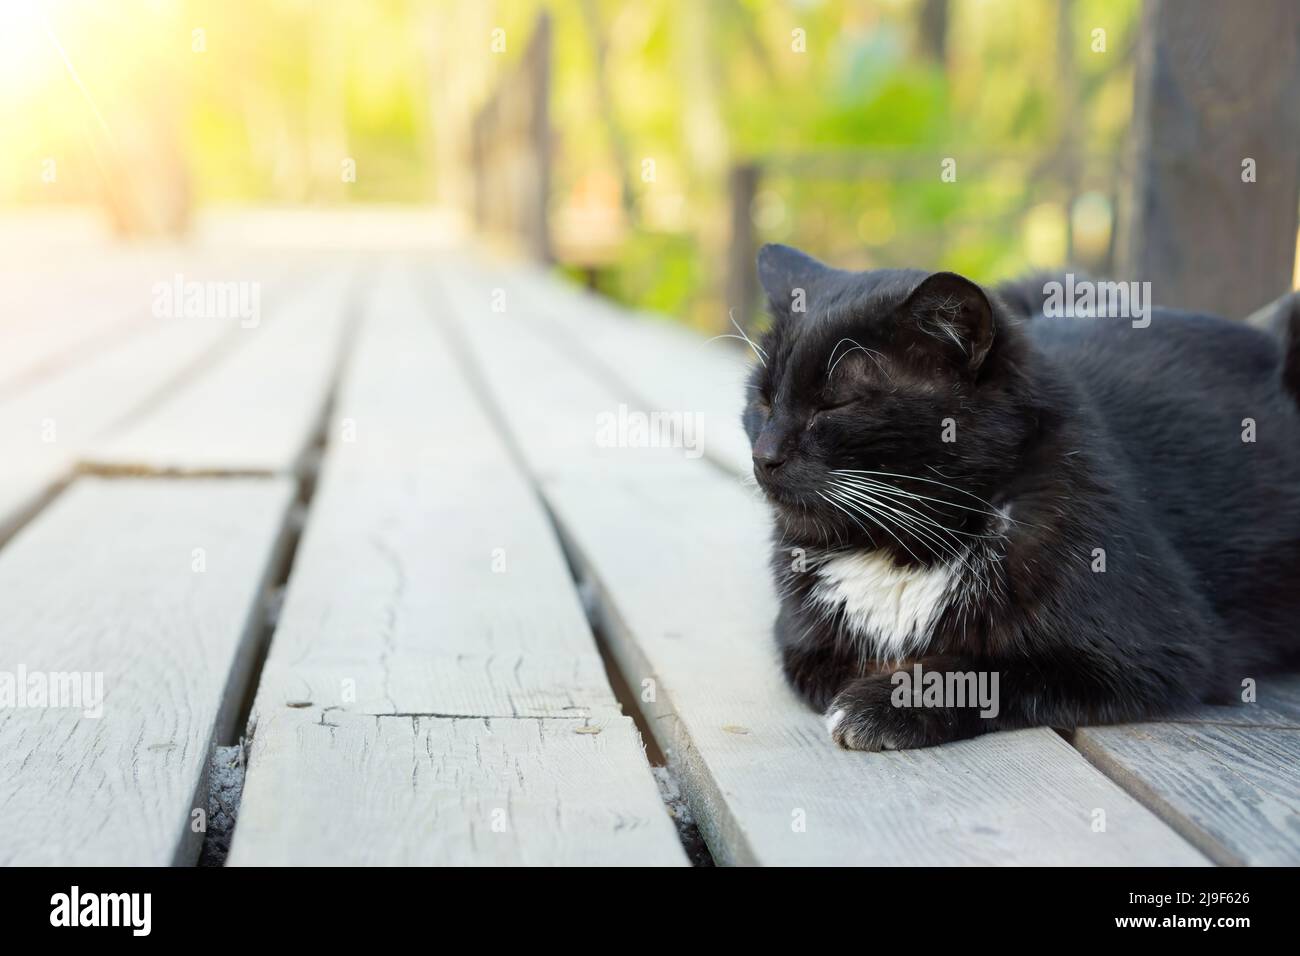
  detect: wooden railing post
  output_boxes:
[471,13,552,263]
[727,162,761,331]
[525,12,552,263]
[1120,0,1300,316]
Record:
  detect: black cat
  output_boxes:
[743,243,1300,750]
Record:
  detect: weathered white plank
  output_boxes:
[232,711,679,866]
[0,311,236,541]
[0,246,171,331]
[502,266,755,475]
[229,266,684,866]
[0,251,308,540]
[0,477,295,865]
[1075,675,1300,865]
[433,258,1208,865]
[0,248,239,398]
[83,269,355,475]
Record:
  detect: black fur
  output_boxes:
[744,243,1300,750]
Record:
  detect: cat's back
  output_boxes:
[1026,308,1300,657]
[1026,308,1279,393]
[1025,307,1298,479]
[1025,309,1295,449]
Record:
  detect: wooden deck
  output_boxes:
[1,213,1297,866]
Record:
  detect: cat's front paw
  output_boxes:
[824,678,905,751]
[825,676,984,751]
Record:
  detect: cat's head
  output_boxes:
[742,244,1032,560]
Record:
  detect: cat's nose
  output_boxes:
[752,425,788,476]
[752,448,786,475]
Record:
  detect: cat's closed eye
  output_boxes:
[810,396,864,424]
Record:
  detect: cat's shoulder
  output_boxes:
[1029,308,1278,377]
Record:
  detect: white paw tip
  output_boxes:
[825,708,847,735]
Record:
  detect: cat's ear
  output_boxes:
[757,243,831,319]
[902,271,995,372]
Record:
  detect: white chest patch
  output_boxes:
[808,550,959,660]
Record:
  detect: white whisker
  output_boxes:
[827,337,892,382]
[831,468,1035,527]
[823,488,925,567]
[833,476,1009,537]
[704,309,768,368]
[705,332,768,369]
[828,483,972,570]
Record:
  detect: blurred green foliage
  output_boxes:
[538,0,1140,328]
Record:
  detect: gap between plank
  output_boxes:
[1066,728,1245,866]
[0,249,257,405]
[197,269,369,864]
[0,274,321,548]
[0,311,159,406]
[76,273,329,477]
[82,276,312,449]
[0,475,71,552]
[422,270,715,866]
[587,616,715,866]
[522,296,750,483]
[0,318,259,546]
